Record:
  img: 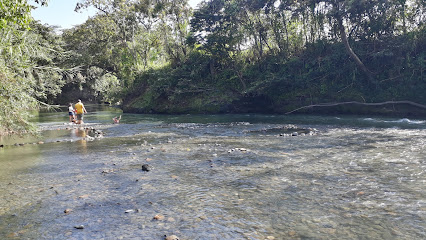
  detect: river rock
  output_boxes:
[153,214,165,220]
[74,225,84,229]
[165,235,179,240]
[142,164,152,172]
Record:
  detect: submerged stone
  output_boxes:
[74,225,84,229]
[142,164,152,172]
[165,234,179,240]
[153,214,165,220]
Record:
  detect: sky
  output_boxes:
[31,0,203,30]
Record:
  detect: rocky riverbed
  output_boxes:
[1,111,425,239]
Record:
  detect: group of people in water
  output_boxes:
[68,100,121,124]
[68,99,87,124]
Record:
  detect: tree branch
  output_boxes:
[285,101,426,114]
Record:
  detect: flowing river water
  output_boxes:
[0,105,425,239]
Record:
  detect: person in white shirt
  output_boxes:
[68,103,76,123]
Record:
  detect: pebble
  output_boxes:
[142,164,152,172]
[153,214,165,220]
[74,225,84,229]
[165,235,179,240]
[288,230,297,237]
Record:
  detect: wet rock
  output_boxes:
[291,132,298,136]
[142,164,152,172]
[74,225,84,229]
[153,214,165,220]
[164,235,179,240]
[7,232,19,238]
[102,169,114,174]
[288,230,298,237]
[64,209,72,214]
[83,136,95,141]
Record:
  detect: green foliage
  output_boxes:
[3,0,425,135]
[0,0,69,135]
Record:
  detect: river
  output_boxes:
[0,105,425,239]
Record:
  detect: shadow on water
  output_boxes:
[0,106,425,239]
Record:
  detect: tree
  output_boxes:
[0,0,69,135]
[65,0,193,98]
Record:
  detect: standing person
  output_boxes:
[75,99,87,124]
[68,103,76,123]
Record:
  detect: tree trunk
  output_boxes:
[336,15,373,80]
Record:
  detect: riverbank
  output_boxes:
[122,94,426,117]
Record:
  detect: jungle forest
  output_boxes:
[1,0,425,135]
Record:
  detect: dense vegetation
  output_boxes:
[0,0,425,135]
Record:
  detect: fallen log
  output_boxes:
[285,101,426,114]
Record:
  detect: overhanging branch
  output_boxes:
[285,101,426,114]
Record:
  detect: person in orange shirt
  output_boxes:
[74,99,87,124]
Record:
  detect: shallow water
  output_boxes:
[0,105,425,239]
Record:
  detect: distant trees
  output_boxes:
[0,0,70,135]
[190,0,424,78]
[58,0,193,103]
